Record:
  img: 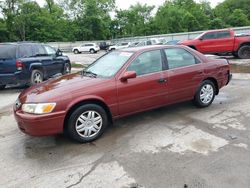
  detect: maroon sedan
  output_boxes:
[14,45,231,142]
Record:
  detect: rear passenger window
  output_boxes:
[127,50,162,76]
[18,45,33,58]
[165,48,197,69]
[217,31,231,38]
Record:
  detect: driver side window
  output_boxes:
[127,50,162,76]
[202,32,217,40]
[44,45,56,56]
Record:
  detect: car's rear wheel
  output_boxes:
[0,85,6,90]
[89,49,95,54]
[193,80,215,108]
[66,104,108,143]
[63,62,71,74]
[74,49,79,54]
[31,69,43,85]
[238,45,250,59]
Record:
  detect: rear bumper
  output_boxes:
[0,71,29,85]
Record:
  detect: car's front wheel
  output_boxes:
[31,69,43,85]
[63,62,71,74]
[0,85,6,90]
[193,80,215,108]
[66,104,108,143]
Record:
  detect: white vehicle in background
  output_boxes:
[136,38,163,47]
[72,43,100,54]
[108,42,131,51]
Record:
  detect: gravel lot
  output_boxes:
[0,52,250,188]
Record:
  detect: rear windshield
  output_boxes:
[0,45,16,59]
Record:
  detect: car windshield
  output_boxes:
[85,51,133,78]
[0,44,16,59]
[195,33,204,39]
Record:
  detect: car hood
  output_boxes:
[19,73,110,103]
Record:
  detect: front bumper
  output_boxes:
[0,71,29,85]
[14,110,66,136]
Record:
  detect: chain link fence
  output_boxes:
[47,26,250,52]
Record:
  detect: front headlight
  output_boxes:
[22,103,56,114]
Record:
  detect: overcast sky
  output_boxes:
[36,0,224,9]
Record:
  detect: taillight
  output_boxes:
[16,60,23,71]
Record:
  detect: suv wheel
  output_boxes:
[0,85,6,90]
[63,62,71,74]
[89,49,95,54]
[193,80,215,108]
[74,49,79,54]
[238,45,250,59]
[31,69,43,85]
[66,104,108,143]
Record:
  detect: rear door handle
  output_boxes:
[158,78,167,83]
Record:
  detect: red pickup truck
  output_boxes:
[179,29,250,59]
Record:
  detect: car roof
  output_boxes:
[119,45,185,53]
[204,28,233,33]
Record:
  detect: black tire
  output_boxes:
[232,52,239,58]
[0,85,6,90]
[66,104,108,143]
[74,49,79,54]
[63,62,71,74]
[238,45,250,59]
[89,49,95,54]
[30,69,43,85]
[188,46,196,50]
[193,80,216,108]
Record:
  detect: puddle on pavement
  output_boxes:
[230,64,250,73]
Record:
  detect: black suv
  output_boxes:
[0,42,71,89]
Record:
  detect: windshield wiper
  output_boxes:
[82,70,97,78]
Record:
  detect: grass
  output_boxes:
[71,63,88,69]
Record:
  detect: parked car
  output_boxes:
[0,42,71,89]
[136,38,163,47]
[164,40,180,45]
[72,43,100,54]
[179,29,250,59]
[108,42,131,51]
[99,42,110,50]
[129,42,139,47]
[14,45,231,143]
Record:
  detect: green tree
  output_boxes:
[227,9,250,27]
[113,3,155,37]
[0,19,8,42]
[214,0,250,27]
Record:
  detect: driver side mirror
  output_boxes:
[120,71,137,82]
[56,49,63,56]
[199,37,203,41]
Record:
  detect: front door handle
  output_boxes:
[158,78,167,83]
